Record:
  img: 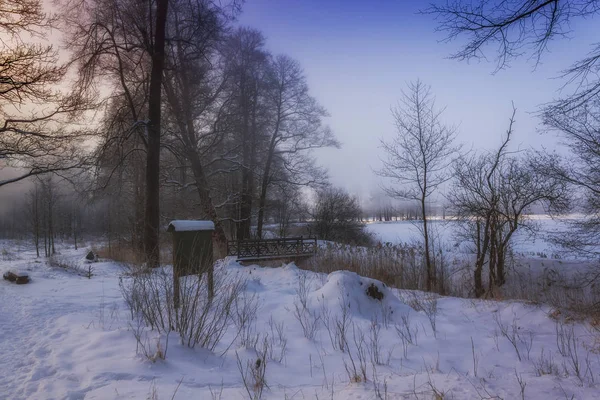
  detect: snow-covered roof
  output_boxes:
[168,220,215,232]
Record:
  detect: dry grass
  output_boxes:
[301,242,600,321]
[301,242,456,294]
[497,258,600,320]
[94,242,173,265]
[303,242,426,290]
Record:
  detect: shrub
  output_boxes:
[119,263,245,351]
[308,187,374,246]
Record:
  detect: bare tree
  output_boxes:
[222,27,270,240]
[26,183,41,257]
[161,0,239,257]
[311,186,368,245]
[93,98,148,254]
[143,0,170,268]
[268,182,308,238]
[426,0,600,123]
[426,1,599,72]
[539,99,600,257]
[0,0,89,187]
[449,108,566,297]
[378,80,459,292]
[65,0,170,267]
[63,2,334,259]
[449,113,514,297]
[426,0,600,262]
[256,54,338,239]
[39,176,59,256]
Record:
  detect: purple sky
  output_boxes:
[237,0,598,200]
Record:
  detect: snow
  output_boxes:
[365,217,572,258]
[0,241,599,399]
[312,270,412,322]
[6,269,29,277]
[168,220,215,231]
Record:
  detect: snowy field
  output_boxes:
[365,216,571,258]
[1,242,599,399]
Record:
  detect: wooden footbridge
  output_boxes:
[226,236,317,262]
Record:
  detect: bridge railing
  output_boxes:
[226,236,317,261]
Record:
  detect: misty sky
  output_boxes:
[237,0,598,201]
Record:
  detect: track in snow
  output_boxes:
[0,281,59,399]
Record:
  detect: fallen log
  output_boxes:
[3,270,30,284]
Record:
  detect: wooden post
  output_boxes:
[208,265,214,301]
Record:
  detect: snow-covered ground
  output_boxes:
[366,216,571,258]
[1,242,599,399]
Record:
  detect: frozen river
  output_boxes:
[365,216,571,258]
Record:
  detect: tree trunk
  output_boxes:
[256,127,280,239]
[188,153,229,258]
[237,79,260,240]
[474,262,483,298]
[144,0,169,268]
[34,189,40,258]
[162,20,228,259]
[239,116,258,240]
[256,177,269,239]
[488,224,497,295]
[421,195,434,291]
[44,225,48,257]
[474,219,491,298]
[239,169,253,239]
[134,152,145,254]
[496,245,506,286]
[48,194,55,256]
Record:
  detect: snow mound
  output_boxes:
[311,270,411,322]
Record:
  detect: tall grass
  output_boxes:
[302,242,600,318]
[303,242,429,291]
